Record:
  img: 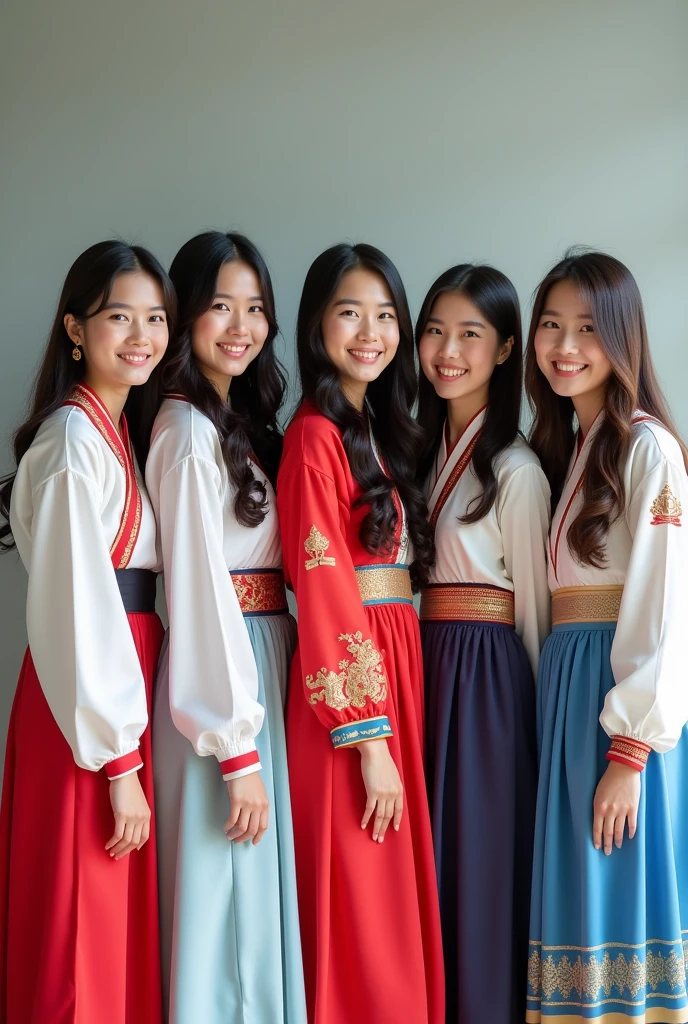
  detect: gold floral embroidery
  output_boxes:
[527,942,688,1004]
[650,483,683,526]
[305,631,387,710]
[230,571,288,615]
[304,525,336,569]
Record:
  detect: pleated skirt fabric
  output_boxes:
[153,611,307,1024]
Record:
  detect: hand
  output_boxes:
[105,772,151,860]
[592,761,641,855]
[224,773,269,845]
[359,738,403,843]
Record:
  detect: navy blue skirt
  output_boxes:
[423,618,538,1024]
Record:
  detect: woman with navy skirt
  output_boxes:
[416,264,550,1024]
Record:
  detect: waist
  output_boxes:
[420,583,515,625]
[230,569,288,616]
[115,568,158,614]
[355,563,413,606]
[551,585,623,626]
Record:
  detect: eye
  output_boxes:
[379,312,395,321]
[213,303,230,311]
[110,313,128,322]
[149,315,165,323]
[426,327,441,336]
[580,324,594,333]
[541,320,559,329]
[341,309,359,317]
[463,330,479,339]
[248,305,264,314]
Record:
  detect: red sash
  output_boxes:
[63,384,142,569]
[429,430,481,530]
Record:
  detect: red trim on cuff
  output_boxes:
[219,750,260,776]
[606,736,651,772]
[105,749,143,779]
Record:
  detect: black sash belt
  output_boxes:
[114,568,158,613]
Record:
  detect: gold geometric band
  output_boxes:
[230,570,288,616]
[419,583,515,624]
[354,564,413,605]
[551,585,623,625]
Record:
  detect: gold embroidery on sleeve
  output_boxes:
[650,483,683,526]
[305,631,387,710]
[304,525,337,569]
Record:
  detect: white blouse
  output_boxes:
[427,409,551,677]
[10,404,159,772]
[146,398,277,778]
[549,413,688,752]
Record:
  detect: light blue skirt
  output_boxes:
[153,613,307,1024]
[527,621,688,1023]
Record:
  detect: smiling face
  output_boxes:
[320,267,400,408]
[64,270,169,393]
[419,290,512,409]
[190,259,269,399]
[534,279,613,419]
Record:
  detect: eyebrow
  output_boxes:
[333,298,395,308]
[103,301,166,311]
[426,317,486,329]
[541,308,593,319]
[214,292,263,302]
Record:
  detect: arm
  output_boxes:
[26,469,148,777]
[498,462,551,679]
[156,455,265,780]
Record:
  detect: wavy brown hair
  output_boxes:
[526,249,687,567]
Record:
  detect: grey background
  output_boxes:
[1,0,687,750]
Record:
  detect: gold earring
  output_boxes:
[72,345,82,362]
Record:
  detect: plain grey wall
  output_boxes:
[1,0,687,750]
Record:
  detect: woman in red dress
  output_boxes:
[277,243,444,1024]
[0,241,175,1023]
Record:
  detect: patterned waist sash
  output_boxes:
[230,569,288,617]
[420,583,515,625]
[551,584,623,625]
[354,563,413,606]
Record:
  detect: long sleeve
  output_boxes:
[278,454,392,749]
[26,469,148,776]
[156,454,265,778]
[498,462,551,678]
[603,447,688,763]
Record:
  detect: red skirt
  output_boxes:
[0,612,164,1024]
[287,602,445,1024]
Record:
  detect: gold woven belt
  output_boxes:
[551,585,623,625]
[230,570,288,616]
[355,564,413,605]
[420,584,515,625]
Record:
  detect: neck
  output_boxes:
[572,386,606,438]
[445,390,487,448]
[203,367,231,403]
[83,374,129,429]
[341,376,367,412]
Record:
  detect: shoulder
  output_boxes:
[628,417,685,472]
[20,406,108,488]
[150,399,221,470]
[495,435,549,487]
[281,403,347,479]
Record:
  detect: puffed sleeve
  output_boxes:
[498,461,551,678]
[277,434,393,750]
[152,452,265,780]
[602,438,688,768]
[26,469,148,777]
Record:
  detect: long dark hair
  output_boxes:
[416,264,523,524]
[0,240,176,551]
[296,242,433,588]
[526,248,687,567]
[161,231,285,528]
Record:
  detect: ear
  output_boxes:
[497,335,514,364]
[64,313,84,346]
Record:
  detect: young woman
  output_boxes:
[416,264,550,1024]
[0,240,174,1024]
[277,243,444,1024]
[146,231,306,1024]
[526,251,688,1024]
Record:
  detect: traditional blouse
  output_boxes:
[549,412,688,762]
[427,408,551,676]
[9,386,158,776]
[277,402,410,749]
[145,397,273,780]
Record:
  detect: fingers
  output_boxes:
[603,812,616,856]
[374,799,396,843]
[225,807,251,843]
[627,806,638,840]
[361,799,376,831]
[108,819,137,860]
[392,793,404,832]
[137,818,151,851]
[253,806,269,847]
[613,813,627,850]
[224,801,241,835]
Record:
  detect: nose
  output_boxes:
[227,309,249,336]
[438,331,462,358]
[128,320,148,345]
[557,329,580,354]
[357,313,378,343]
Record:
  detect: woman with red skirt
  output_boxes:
[0,240,175,1024]
[277,243,444,1024]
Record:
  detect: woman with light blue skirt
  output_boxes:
[146,230,306,1024]
[525,250,688,1024]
